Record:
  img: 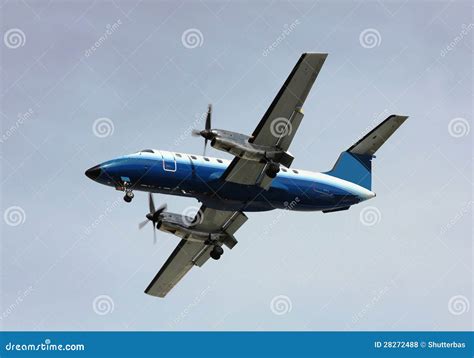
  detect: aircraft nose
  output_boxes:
[85,165,102,180]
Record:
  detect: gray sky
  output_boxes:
[1,0,472,331]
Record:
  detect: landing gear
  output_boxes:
[265,162,280,178]
[210,245,224,260]
[124,191,134,202]
[123,182,134,203]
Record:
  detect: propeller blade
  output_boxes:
[203,139,208,156]
[205,104,212,131]
[153,226,157,244]
[191,129,201,137]
[152,203,167,221]
[138,219,149,230]
[148,192,155,214]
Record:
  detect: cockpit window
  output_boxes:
[140,149,154,153]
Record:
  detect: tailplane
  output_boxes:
[325,115,408,190]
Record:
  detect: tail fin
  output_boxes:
[325,115,408,190]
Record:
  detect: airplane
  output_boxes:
[85,53,408,298]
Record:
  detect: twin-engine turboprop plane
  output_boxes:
[85,53,408,297]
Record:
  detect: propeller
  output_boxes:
[138,193,167,244]
[192,104,213,155]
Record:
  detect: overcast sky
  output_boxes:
[1,0,472,331]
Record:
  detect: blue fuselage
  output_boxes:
[86,150,375,212]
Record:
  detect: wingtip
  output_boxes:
[303,52,329,58]
[391,114,409,121]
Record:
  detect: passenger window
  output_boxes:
[282,168,287,172]
[204,157,210,161]
[191,155,197,160]
[292,170,299,174]
[175,153,182,157]
[217,159,223,163]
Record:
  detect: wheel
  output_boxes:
[125,191,134,199]
[124,194,132,203]
[265,164,280,178]
[210,246,224,260]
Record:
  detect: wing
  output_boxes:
[144,206,247,298]
[222,53,327,187]
[250,52,327,148]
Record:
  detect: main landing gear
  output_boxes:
[210,245,224,260]
[265,162,280,178]
[123,182,134,203]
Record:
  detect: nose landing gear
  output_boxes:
[124,190,134,203]
[122,182,134,203]
[210,245,224,260]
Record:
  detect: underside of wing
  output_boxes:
[145,206,247,298]
[221,53,327,189]
[221,157,273,189]
[250,53,327,149]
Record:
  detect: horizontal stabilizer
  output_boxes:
[326,114,409,190]
[348,115,408,156]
